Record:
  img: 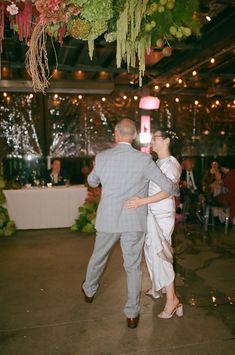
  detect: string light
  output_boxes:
[134,96,138,100]
[154,85,159,90]
[192,70,197,76]
[215,100,220,105]
[194,100,199,105]
[166,83,170,88]
[78,95,82,99]
[129,80,134,85]
[175,97,180,102]
[203,130,209,135]
[178,78,183,84]
[220,130,225,135]
[206,15,211,21]
[53,94,58,99]
[3,92,7,97]
[123,95,127,100]
[210,57,215,64]
[233,100,235,104]
[29,94,34,99]
[101,97,106,102]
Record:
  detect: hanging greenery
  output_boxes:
[1,0,201,92]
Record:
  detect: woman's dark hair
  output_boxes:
[153,127,179,141]
[152,128,179,156]
[218,158,233,169]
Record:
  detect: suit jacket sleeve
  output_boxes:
[87,157,100,187]
[144,157,180,196]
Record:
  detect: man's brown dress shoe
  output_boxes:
[127,315,140,329]
[81,284,94,303]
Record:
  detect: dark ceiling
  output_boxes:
[1,0,235,98]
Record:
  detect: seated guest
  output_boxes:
[81,158,93,183]
[202,160,219,192]
[217,159,235,226]
[46,158,65,186]
[180,159,200,201]
[202,160,220,203]
[210,170,227,223]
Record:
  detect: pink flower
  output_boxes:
[7,4,19,15]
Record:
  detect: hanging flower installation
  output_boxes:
[1,0,201,92]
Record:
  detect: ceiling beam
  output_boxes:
[0,80,114,94]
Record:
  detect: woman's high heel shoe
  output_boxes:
[158,303,183,319]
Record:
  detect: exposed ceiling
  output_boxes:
[1,0,235,99]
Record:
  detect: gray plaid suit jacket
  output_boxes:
[88,143,178,233]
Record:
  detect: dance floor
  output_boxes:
[0,225,235,355]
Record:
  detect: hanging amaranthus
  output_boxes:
[116,0,149,86]
[25,23,50,94]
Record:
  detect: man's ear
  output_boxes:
[114,129,119,142]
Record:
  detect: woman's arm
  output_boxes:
[124,191,169,209]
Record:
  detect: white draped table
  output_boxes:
[4,185,87,229]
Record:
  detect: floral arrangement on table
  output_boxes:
[1,0,201,92]
[0,176,16,236]
[71,186,101,233]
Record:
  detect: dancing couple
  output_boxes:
[82,119,183,328]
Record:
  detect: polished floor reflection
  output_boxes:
[0,225,234,355]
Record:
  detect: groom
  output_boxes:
[82,119,178,328]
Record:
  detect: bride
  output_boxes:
[124,128,183,319]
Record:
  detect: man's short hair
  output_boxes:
[115,118,137,139]
[51,158,61,165]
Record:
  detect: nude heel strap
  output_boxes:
[158,303,183,319]
[176,303,183,317]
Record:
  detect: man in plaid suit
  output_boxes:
[82,119,179,328]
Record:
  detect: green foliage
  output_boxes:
[0,209,16,237]
[67,0,89,6]
[143,0,201,44]
[0,191,6,205]
[0,176,6,189]
[71,187,101,234]
[82,0,113,22]
[0,211,9,228]
[3,221,16,237]
[0,176,16,237]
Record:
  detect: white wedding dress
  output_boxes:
[144,156,181,297]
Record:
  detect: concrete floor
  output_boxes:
[0,225,235,355]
